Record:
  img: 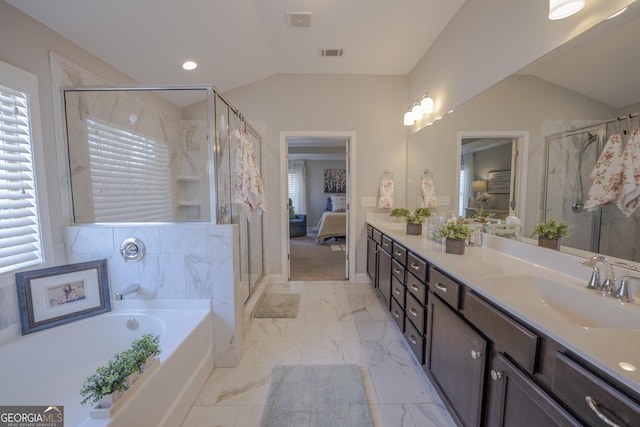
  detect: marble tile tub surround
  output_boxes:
[181,281,456,427]
[63,223,243,367]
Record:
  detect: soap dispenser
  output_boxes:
[505,209,521,240]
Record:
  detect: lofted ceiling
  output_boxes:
[7,0,466,92]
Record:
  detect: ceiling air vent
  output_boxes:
[319,48,344,57]
[286,12,312,28]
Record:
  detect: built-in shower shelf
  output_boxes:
[177,201,201,207]
[176,175,200,183]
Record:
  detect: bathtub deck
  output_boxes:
[181,281,456,427]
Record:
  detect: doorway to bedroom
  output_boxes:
[281,132,355,281]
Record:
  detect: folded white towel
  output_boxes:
[377,178,394,209]
[420,178,438,209]
[584,133,624,210]
[617,129,640,216]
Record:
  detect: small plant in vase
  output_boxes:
[530,217,569,250]
[438,219,472,255]
[471,207,495,223]
[390,207,432,235]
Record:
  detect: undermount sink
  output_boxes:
[485,275,640,329]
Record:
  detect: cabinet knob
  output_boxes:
[471,350,481,360]
[435,282,447,293]
[410,263,420,271]
[490,370,503,381]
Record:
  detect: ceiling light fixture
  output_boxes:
[607,7,628,20]
[403,112,415,126]
[420,93,434,114]
[548,0,585,20]
[182,61,198,71]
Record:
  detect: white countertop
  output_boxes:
[367,214,640,395]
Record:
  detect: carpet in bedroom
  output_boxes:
[289,232,346,281]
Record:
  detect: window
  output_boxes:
[287,160,306,214]
[86,118,172,222]
[458,168,467,217]
[0,75,43,274]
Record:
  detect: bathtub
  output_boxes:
[0,299,213,427]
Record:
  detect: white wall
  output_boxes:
[225,74,408,279]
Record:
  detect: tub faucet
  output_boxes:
[582,256,616,295]
[115,283,140,300]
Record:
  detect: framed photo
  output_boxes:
[324,169,346,193]
[487,170,511,194]
[16,259,110,335]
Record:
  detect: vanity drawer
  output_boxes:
[381,235,393,253]
[407,252,428,283]
[429,267,460,310]
[406,272,427,305]
[406,293,426,335]
[372,228,382,245]
[392,242,407,266]
[390,297,405,332]
[391,275,406,308]
[391,259,405,282]
[463,291,538,374]
[553,353,640,427]
[404,317,425,364]
[367,224,374,238]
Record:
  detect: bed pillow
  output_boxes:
[330,194,346,212]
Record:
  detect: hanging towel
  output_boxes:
[584,132,624,210]
[420,178,439,209]
[232,129,267,216]
[377,178,394,209]
[617,129,640,216]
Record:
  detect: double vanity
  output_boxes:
[366,215,640,426]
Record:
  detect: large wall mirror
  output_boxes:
[407,2,640,265]
[64,88,212,223]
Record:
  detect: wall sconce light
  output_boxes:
[548,0,585,20]
[403,92,434,126]
[403,111,415,126]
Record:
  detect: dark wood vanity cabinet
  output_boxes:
[427,293,487,427]
[366,237,377,285]
[486,352,580,427]
[377,237,392,309]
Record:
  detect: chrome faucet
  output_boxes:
[582,256,617,296]
[115,283,140,300]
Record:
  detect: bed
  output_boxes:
[315,211,346,244]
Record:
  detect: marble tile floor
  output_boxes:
[181,281,457,427]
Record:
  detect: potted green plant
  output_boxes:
[131,333,161,372]
[80,349,139,407]
[390,207,432,235]
[80,334,161,409]
[471,207,495,223]
[530,217,569,250]
[438,219,472,255]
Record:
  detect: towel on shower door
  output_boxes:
[419,178,438,209]
[584,132,624,210]
[617,129,640,216]
[232,128,267,216]
[377,178,394,209]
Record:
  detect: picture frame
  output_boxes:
[324,168,346,193]
[16,259,111,335]
[487,170,511,194]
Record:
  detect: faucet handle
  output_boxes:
[616,276,640,303]
[586,266,600,290]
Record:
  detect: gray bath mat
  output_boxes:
[260,364,374,427]
[254,293,300,318]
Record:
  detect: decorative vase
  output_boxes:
[538,237,560,250]
[445,238,465,255]
[97,390,123,409]
[406,223,422,235]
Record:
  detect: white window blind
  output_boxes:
[0,85,43,274]
[459,168,466,217]
[86,118,172,222]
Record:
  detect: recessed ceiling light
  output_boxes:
[182,61,198,71]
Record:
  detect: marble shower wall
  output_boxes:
[63,224,243,367]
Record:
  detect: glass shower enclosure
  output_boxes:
[63,86,264,300]
[543,117,640,262]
